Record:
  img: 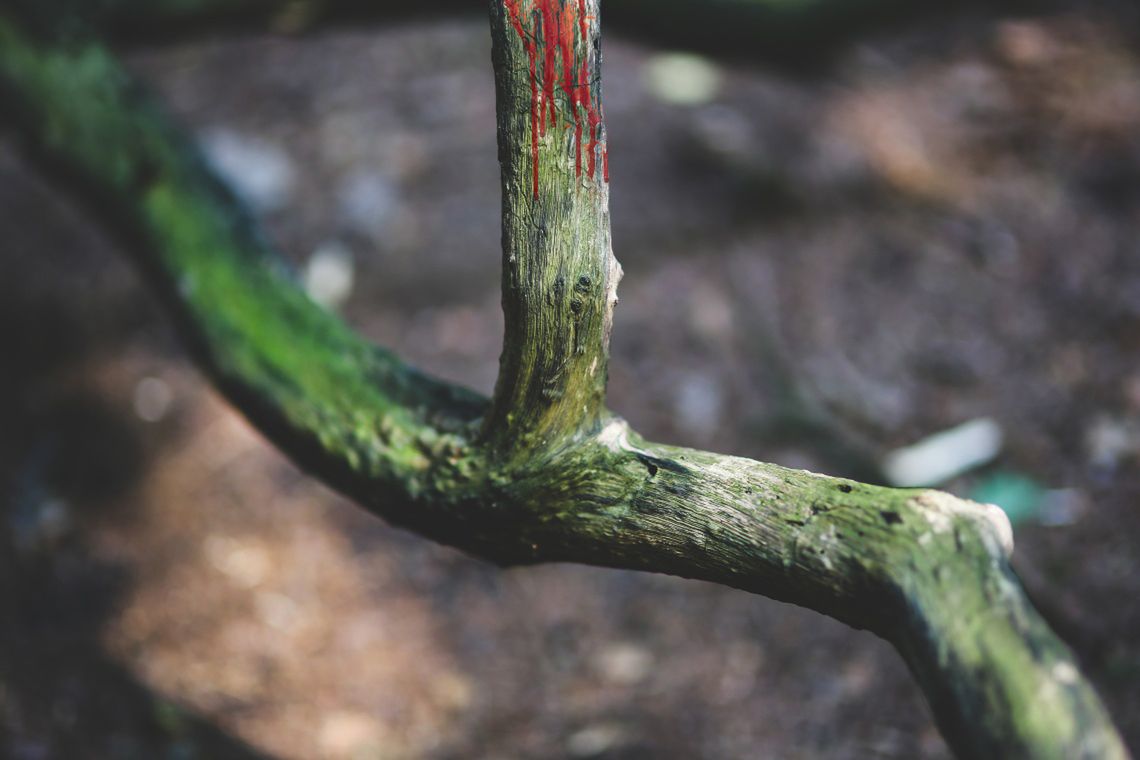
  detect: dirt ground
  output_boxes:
[2,4,1139,759]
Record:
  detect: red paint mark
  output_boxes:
[555,3,582,176]
[538,1,556,133]
[502,0,608,198]
[504,0,540,198]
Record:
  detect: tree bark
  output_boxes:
[484,0,620,454]
[0,4,1129,758]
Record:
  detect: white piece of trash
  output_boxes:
[883,417,1004,488]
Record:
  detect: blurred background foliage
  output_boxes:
[2,1,1139,757]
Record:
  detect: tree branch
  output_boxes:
[0,7,1129,758]
[484,0,620,453]
[0,10,489,546]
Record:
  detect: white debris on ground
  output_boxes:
[595,642,654,686]
[567,723,629,758]
[643,52,722,106]
[303,241,356,309]
[133,376,173,423]
[1085,415,1140,472]
[336,170,397,242]
[883,417,1004,487]
[199,127,295,213]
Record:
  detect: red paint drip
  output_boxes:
[504,0,540,198]
[555,3,583,177]
[539,1,557,133]
[503,0,608,198]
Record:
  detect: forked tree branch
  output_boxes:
[0,5,1129,758]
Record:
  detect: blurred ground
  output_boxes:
[2,5,1140,759]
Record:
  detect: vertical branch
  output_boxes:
[485,0,622,455]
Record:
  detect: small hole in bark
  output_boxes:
[575,275,592,293]
[646,462,658,477]
[837,483,853,493]
[880,510,903,525]
[570,299,583,315]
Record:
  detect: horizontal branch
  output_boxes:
[0,10,1128,759]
